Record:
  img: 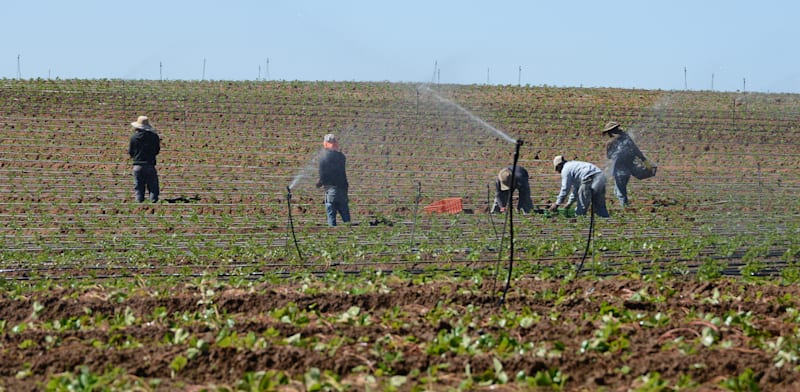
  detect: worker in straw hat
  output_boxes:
[548,155,609,217]
[316,133,351,226]
[128,115,161,203]
[602,121,655,208]
[491,165,533,214]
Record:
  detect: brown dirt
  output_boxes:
[2,278,800,391]
[2,80,799,391]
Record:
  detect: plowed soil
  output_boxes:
[3,278,800,391]
[1,80,799,391]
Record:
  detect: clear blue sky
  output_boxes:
[4,0,799,93]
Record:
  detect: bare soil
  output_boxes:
[2,278,800,391]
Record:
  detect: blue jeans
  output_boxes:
[133,164,159,202]
[325,186,350,226]
[613,170,631,207]
[577,174,609,217]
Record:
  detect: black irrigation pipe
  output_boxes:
[410,182,422,250]
[7,254,794,282]
[490,186,512,299]
[486,182,499,240]
[2,242,792,278]
[576,192,595,276]
[499,139,523,307]
[285,186,303,262]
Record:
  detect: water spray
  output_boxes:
[285,186,303,261]
[498,139,523,307]
[419,85,518,144]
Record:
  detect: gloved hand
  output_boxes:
[315,181,323,188]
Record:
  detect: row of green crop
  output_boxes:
[3,272,800,390]
[1,79,798,278]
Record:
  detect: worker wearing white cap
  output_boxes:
[548,156,609,218]
[316,133,351,226]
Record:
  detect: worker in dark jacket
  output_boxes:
[128,116,161,203]
[316,133,350,226]
[602,121,654,207]
[491,165,533,214]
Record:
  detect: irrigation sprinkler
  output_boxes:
[757,162,763,211]
[498,139,523,307]
[490,181,510,300]
[409,182,422,251]
[285,186,303,261]
[486,182,499,240]
[575,196,595,276]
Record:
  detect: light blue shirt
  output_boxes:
[556,161,603,205]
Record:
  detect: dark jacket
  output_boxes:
[605,132,645,170]
[129,129,161,165]
[318,149,348,188]
[495,165,530,193]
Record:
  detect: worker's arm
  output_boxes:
[550,174,572,211]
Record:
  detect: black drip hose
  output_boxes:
[286,186,303,261]
[487,182,499,240]
[576,188,595,275]
[499,139,523,307]
[410,182,422,249]
[490,182,510,298]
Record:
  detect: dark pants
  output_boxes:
[613,171,631,207]
[325,186,350,226]
[577,174,609,217]
[133,164,159,203]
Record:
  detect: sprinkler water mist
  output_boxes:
[498,139,523,307]
[286,186,303,261]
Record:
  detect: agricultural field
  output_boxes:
[1,79,799,391]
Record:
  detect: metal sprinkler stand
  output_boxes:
[409,182,422,252]
[286,186,303,261]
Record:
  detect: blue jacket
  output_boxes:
[318,149,348,189]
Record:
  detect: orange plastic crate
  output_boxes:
[423,197,463,214]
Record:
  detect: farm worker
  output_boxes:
[316,133,351,226]
[491,165,533,214]
[128,116,161,203]
[602,121,654,207]
[548,156,610,218]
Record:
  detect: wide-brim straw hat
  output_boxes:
[498,168,512,191]
[131,116,153,130]
[553,155,566,171]
[602,121,621,134]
